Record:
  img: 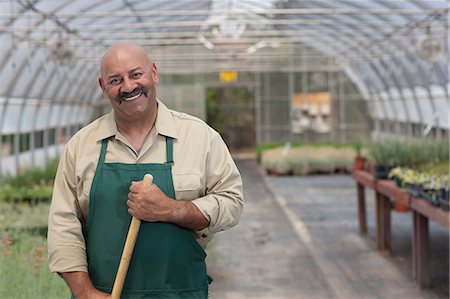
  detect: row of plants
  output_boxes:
[365,138,449,211]
[0,159,67,298]
[388,166,449,211]
[0,159,58,203]
[367,138,448,178]
[261,143,358,175]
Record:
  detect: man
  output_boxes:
[48,43,244,299]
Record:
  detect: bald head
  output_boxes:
[100,43,152,78]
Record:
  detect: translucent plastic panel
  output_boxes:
[404,99,420,123]
[49,105,61,127]
[0,1,21,19]
[0,97,3,123]
[414,87,430,100]
[28,53,55,99]
[389,88,408,122]
[34,0,64,13]
[2,99,22,134]
[402,87,421,123]
[59,105,72,127]
[366,101,377,118]
[434,97,449,129]
[350,67,371,95]
[372,99,384,119]
[0,40,12,78]
[78,106,91,124]
[430,85,449,129]
[391,100,406,121]
[77,106,87,123]
[417,99,435,126]
[10,50,42,98]
[70,105,82,125]
[415,53,443,85]
[35,102,51,130]
[19,100,37,132]
[419,1,449,9]
[57,0,101,15]
[44,71,72,103]
[67,106,81,125]
[81,106,95,123]
[415,86,435,126]
[357,63,384,91]
[66,0,125,28]
[378,91,395,120]
[0,43,30,95]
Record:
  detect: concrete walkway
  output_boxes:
[207,158,449,299]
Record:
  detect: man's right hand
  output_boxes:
[61,271,111,299]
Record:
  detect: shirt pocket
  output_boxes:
[172,174,202,200]
[78,174,94,220]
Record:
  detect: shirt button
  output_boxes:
[177,183,183,189]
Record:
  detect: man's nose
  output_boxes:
[121,77,137,93]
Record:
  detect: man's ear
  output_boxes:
[98,77,108,97]
[151,62,159,84]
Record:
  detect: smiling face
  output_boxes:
[98,44,159,124]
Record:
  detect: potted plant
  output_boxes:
[368,141,393,179]
[388,167,406,187]
[352,141,366,171]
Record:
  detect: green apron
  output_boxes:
[84,137,208,298]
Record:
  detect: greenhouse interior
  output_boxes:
[0,0,448,298]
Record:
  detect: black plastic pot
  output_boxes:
[373,164,391,180]
[405,183,422,198]
[441,188,449,201]
[439,198,450,211]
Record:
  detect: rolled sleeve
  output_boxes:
[47,140,88,273]
[48,246,88,273]
[191,131,244,244]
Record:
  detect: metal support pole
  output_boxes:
[287,49,295,143]
[255,72,262,146]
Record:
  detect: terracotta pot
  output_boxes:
[353,156,366,171]
[394,201,410,213]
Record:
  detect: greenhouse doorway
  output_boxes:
[205,86,255,152]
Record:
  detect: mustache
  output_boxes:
[115,87,148,105]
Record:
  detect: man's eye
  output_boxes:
[109,78,121,85]
[132,72,143,79]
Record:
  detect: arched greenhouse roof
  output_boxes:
[0,0,448,173]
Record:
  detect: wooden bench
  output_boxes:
[352,170,449,288]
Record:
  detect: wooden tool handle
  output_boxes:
[111,174,153,299]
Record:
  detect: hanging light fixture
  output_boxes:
[415,25,444,62]
[48,36,74,64]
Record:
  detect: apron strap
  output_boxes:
[166,137,174,164]
[98,139,108,166]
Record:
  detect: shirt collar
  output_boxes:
[95,99,178,142]
[154,99,178,139]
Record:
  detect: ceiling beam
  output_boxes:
[0,7,441,19]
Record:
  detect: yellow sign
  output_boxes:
[219,70,238,83]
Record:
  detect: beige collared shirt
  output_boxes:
[47,100,244,273]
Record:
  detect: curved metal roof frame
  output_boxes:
[278,1,446,130]
[0,0,448,134]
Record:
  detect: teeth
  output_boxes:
[123,93,141,101]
